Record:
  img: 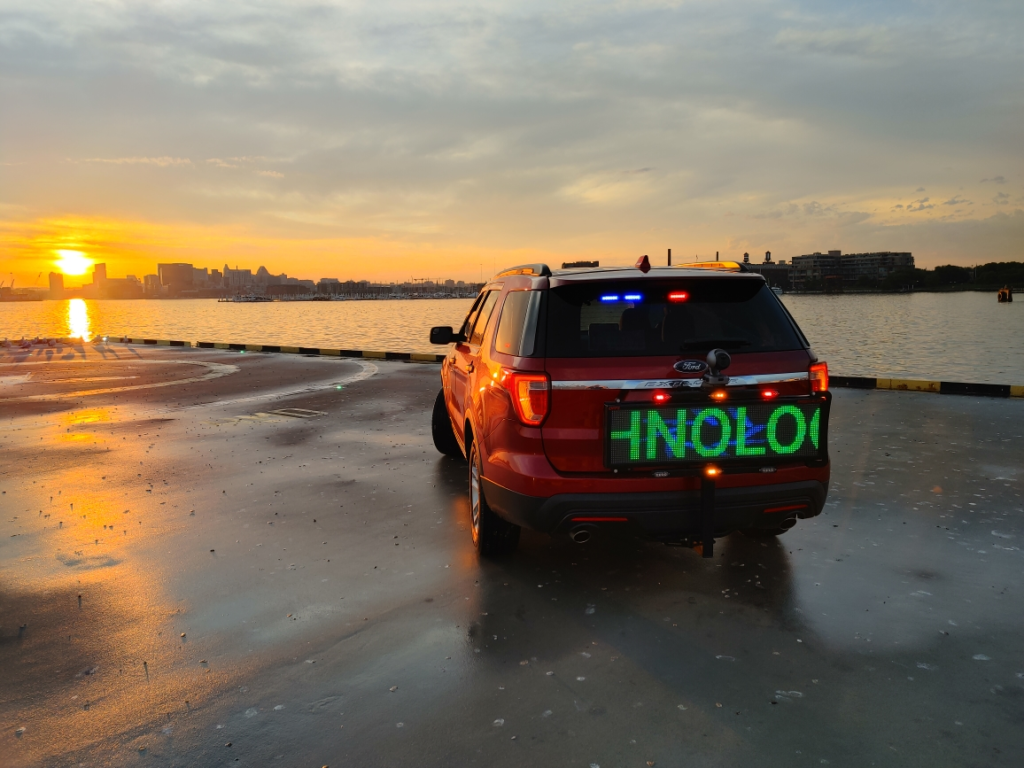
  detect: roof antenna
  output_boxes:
[667,248,672,267]
[635,254,651,273]
[716,251,719,262]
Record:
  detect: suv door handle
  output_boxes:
[464,362,474,374]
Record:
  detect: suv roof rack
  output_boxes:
[495,263,552,278]
[680,261,750,272]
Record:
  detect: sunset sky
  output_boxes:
[2,0,1022,287]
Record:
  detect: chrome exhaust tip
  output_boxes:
[570,526,592,544]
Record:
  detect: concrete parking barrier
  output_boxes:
[832,374,1021,398]
[92,337,1022,392]
[97,336,445,363]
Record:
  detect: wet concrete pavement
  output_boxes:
[2,343,1023,768]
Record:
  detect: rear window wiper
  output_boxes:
[679,339,752,350]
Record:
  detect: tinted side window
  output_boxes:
[493,291,538,357]
[460,293,486,338]
[469,291,500,346]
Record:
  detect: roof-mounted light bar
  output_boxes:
[495,263,552,278]
[680,261,749,272]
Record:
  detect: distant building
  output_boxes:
[158,263,195,294]
[223,265,254,290]
[48,272,64,298]
[81,266,143,299]
[266,284,308,296]
[746,252,791,290]
[790,251,914,291]
[144,275,161,296]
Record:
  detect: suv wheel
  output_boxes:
[469,439,520,557]
[431,389,462,458]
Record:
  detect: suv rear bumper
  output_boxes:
[481,478,828,540]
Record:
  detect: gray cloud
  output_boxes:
[0,0,1022,276]
[74,157,193,167]
[981,176,1007,184]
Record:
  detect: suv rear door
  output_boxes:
[540,275,813,473]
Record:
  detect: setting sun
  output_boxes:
[55,249,93,276]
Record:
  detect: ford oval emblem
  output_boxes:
[674,359,708,374]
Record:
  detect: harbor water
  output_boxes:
[1,291,1021,384]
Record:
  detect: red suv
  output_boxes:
[429,259,830,557]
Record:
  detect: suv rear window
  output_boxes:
[545,278,803,357]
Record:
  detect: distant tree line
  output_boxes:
[880,261,1024,291]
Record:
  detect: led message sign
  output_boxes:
[607,403,824,466]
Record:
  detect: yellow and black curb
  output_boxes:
[94,337,1024,397]
[831,375,1024,399]
[101,336,444,363]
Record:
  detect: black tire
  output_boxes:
[431,389,462,458]
[469,439,520,557]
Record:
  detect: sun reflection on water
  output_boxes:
[68,298,91,341]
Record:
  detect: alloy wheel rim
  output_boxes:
[470,452,481,534]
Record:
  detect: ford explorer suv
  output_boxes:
[429,257,830,557]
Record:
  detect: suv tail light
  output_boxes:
[502,371,550,425]
[809,362,829,392]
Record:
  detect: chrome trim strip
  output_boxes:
[725,372,810,386]
[551,371,809,390]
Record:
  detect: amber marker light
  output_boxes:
[710,389,728,401]
[704,465,721,477]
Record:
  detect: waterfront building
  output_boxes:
[192,267,211,288]
[48,272,64,299]
[85,265,143,299]
[790,251,913,290]
[223,265,254,290]
[158,263,195,295]
[745,251,791,290]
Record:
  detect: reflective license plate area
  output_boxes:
[605,399,828,468]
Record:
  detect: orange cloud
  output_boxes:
[0,214,575,287]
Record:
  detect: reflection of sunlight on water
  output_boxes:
[63,409,111,426]
[60,409,110,443]
[68,298,91,341]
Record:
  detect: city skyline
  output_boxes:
[2,1,1021,288]
[30,257,484,298]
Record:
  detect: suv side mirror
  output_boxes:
[430,326,456,345]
